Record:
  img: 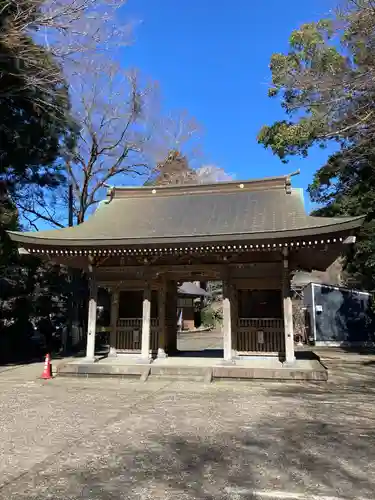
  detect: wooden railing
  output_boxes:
[237,318,285,354]
[115,318,159,352]
[150,321,160,351]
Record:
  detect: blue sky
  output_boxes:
[123,0,336,211]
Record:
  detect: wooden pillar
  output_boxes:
[282,249,295,364]
[223,279,233,362]
[85,270,97,362]
[109,289,119,357]
[141,285,151,360]
[231,285,238,353]
[157,280,167,358]
[165,280,178,354]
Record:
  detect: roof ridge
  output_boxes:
[106,174,299,200]
[107,174,288,190]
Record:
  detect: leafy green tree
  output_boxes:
[257,1,375,290]
[309,146,375,289]
[0,186,34,361]
[0,0,76,360]
[257,2,375,160]
[0,0,74,194]
[0,183,75,360]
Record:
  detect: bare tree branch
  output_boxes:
[3,1,204,230]
[61,62,158,223]
[145,109,203,168]
[1,0,134,103]
[17,200,65,228]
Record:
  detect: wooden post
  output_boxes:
[223,279,233,362]
[157,280,167,358]
[85,270,97,362]
[230,285,238,353]
[165,280,178,354]
[282,249,296,364]
[109,289,119,357]
[141,285,151,361]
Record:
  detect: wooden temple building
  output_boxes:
[177,281,208,331]
[9,175,363,366]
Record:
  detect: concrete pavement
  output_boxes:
[0,350,374,499]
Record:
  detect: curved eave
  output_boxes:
[7,216,365,248]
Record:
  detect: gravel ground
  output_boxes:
[0,350,375,500]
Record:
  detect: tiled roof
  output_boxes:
[8,175,364,248]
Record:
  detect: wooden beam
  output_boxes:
[230,284,238,352]
[282,249,295,364]
[85,270,97,361]
[141,285,151,360]
[157,278,167,358]
[223,277,233,362]
[97,280,160,290]
[109,289,119,356]
[232,277,282,290]
[99,264,226,276]
[165,280,178,354]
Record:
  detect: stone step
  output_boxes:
[212,365,328,381]
[151,374,207,382]
[57,362,150,379]
[150,366,213,383]
[56,360,327,382]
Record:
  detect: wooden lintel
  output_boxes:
[99,264,226,274]
[97,280,160,291]
[97,260,286,285]
[95,255,111,267]
[233,277,282,290]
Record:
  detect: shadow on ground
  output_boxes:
[13,417,375,500]
[172,349,224,358]
[295,350,320,361]
[334,345,375,355]
[4,379,375,500]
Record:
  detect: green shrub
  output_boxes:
[201,306,223,327]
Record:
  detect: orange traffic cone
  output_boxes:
[41,353,52,379]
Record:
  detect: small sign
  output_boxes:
[177,298,194,308]
[133,329,140,342]
[257,330,264,344]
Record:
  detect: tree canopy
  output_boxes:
[257,2,375,159]
[257,0,375,290]
[0,0,77,360]
[309,145,375,289]
[0,0,76,200]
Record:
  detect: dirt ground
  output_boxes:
[0,345,374,500]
